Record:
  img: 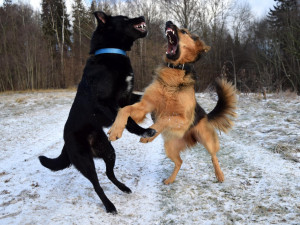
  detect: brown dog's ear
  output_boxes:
[203,45,211,53]
[193,41,211,62]
[198,40,210,53]
[94,11,108,25]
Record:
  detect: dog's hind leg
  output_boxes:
[91,130,131,193]
[211,153,224,182]
[66,134,118,214]
[193,118,224,182]
[39,145,71,171]
[163,138,186,185]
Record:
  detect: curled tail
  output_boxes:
[39,145,71,171]
[207,78,237,133]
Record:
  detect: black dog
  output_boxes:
[39,11,155,214]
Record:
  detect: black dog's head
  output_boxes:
[90,11,147,54]
[164,21,210,64]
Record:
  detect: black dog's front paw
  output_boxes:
[142,128,157,138]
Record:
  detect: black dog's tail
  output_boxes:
[39,145,71,171]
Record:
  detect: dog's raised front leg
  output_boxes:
[108,106,132,141]
[140,114,191,143]
[108,101,152,141]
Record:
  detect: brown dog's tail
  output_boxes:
[207,78,237,133]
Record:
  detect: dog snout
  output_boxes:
[166,21,174,27]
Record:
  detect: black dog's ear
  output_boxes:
[94,11,108,25]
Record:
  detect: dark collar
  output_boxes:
[166,62,194,74]
[94,48,127,56]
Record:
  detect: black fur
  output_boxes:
[207,80,228,122]
[38,11,155,214]
[193,103,207,124]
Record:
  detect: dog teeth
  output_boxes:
[168,36,174,44]
[166,30,174,36]
[136,23,146,31]
[138,25,146,29]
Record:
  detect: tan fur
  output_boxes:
[108,24,236,184]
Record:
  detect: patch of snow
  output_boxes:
[0,91,299,224]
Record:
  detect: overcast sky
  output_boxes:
[249,0,275,18]
[1,0,275,19]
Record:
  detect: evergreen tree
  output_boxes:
[71,0,94,83]
[89,0,97,29]
[267,0,300,91]
[72,0,87,60]
[41,0,71,52]
[41,0,72,86]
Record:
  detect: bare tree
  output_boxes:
[231,1,253,43]
[161,0,200,32]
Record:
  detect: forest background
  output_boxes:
[0,0,299,93]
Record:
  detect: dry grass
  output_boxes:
[0,88,76,96]
[272,144,300,162]
[15,97,28,103]
[275,90,298,99]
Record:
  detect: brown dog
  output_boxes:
[108,21,237,184]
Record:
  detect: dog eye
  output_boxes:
[124,17,129,21]
[181,30,187,34]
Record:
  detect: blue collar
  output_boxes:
[94,48,127,56]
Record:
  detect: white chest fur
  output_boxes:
[126,74,133,92]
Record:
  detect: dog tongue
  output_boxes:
[167,43,177,55]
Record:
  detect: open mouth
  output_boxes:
[134,22,147,33]
[165,27,178,56]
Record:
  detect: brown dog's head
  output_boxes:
[165,21,210,65]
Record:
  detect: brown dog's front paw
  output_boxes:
[140,136,155,143]
[108,127,123,141]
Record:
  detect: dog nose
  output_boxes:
[166,21,173,26]
[140,16,145,21]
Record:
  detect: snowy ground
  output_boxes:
[0,90,299,225]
